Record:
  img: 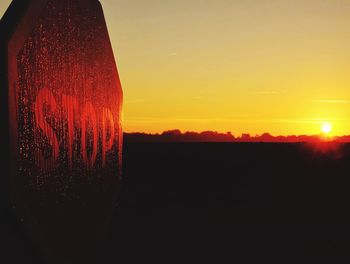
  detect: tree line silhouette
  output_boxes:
[124,130,350,143]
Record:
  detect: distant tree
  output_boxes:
[162,129,182,136]
[241,134,251,141]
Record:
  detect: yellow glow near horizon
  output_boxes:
[321,122,332,135]
[1,1,350,136]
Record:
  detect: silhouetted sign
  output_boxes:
[0,0,123,262]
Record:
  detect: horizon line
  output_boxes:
[123,130,350,143]
[123,130,350,138]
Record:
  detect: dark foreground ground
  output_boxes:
[4,143,350,263]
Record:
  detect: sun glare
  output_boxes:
[321,123,332,135]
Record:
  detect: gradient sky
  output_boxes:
[2,0,350,136]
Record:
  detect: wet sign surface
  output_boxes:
[1,0,123,262]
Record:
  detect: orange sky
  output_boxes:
[2,1,350,136]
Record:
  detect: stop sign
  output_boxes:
[0,0,123,263]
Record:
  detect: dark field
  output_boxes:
[4,143,350,263]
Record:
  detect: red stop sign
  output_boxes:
[1,0,123,262]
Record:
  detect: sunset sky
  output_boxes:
[2,0,350,136]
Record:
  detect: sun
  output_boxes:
[321,122,332,135]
